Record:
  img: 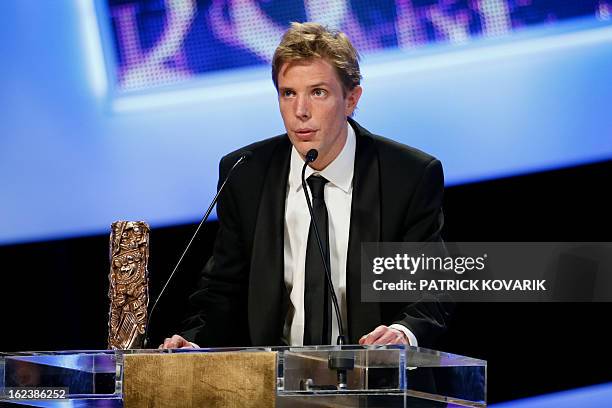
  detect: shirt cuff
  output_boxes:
[388,324,418,347]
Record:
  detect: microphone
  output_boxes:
[305,149,318,164]
[143,151,252,348]
[301,149,345,344]
[301,148,354,389]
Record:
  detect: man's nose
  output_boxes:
[295,95,311,120]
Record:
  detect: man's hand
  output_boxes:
[358,325,409,345]
[158,334,196,349]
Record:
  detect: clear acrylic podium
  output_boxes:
[1,345,486,407]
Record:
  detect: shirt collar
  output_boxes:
[289,121,356,193]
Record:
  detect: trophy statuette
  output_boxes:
[108,221,150,349]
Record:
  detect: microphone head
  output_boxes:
[239,151,253,163]
[306,149,318,163]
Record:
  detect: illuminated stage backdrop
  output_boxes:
[106,0,612,91]
[1,1,612,245]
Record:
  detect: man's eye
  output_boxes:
[313,89,327,97]
[283,90,295,97]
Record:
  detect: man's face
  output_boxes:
[277,58,362,170]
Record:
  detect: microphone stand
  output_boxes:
[301,149,354,390]
[142,152,251,349]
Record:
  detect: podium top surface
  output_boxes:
[1,344,486,371]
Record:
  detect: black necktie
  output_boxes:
[303,174,332,345]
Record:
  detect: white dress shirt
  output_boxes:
[282,123,417,346]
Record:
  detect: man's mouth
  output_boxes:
[294,129,317,140]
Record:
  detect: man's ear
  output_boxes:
[345,85,363,116]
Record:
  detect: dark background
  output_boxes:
[1,158,610,403]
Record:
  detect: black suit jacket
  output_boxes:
[183,118,452,347]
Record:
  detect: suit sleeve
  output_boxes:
[384,158,454,347]
[181,155,251,347]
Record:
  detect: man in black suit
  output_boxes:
[162,22,451,349]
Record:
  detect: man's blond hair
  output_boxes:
[272,22,362,94]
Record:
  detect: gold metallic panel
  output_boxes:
[108,221,150,350]
[123,352,277,408]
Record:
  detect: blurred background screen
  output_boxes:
[1,0,611,244]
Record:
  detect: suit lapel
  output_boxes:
[249,137,291,345]
[346,119,382,343]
